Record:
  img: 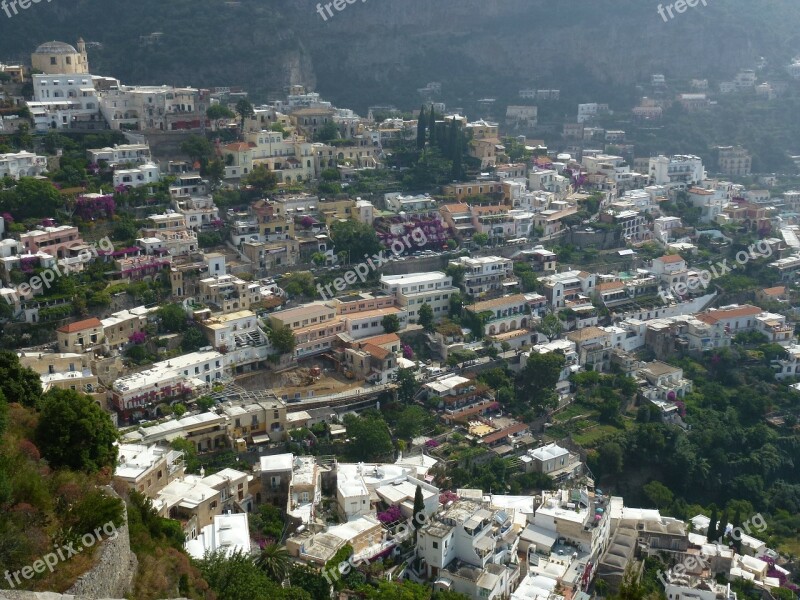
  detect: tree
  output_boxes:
[643,480,674,510]
[396,368,417,403]
[445,264,466,288]
[235,98,255,133]
[158,303,188,333]
[315,121,339,142]
[180,135,214,165]
[416,107,427,149]
[36,389,118,472]
[243,165,278,195]
[537,313,564,341]
[268,325,297,356]
[516,351,566,414]
[382,314,401,334]
[0,351,42,408]
[428,105,436,144]
[395,406,429,439]
[596,441,624,478]
[448,292,464,319]
[280,271,317,297]
[418,302,434,332]
[413,484,425,541]
[330,220,382,263]
[181,326,207,352]
[473,233,489,247]
[343,413,393,461]
[311,252,327,266]
[451,130,463,181]
[289,564,330,600]
[207,104,235,129]
[255,543,290,583]
[250,503,285,541]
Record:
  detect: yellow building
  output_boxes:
[31,39,89,75]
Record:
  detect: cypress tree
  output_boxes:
[451,131,462,181]
[413,484,425,543]
[428,106,436,145]
[707,505,718,542]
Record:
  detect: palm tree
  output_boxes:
[255,543,290,583]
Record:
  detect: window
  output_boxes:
[433,541,439,549]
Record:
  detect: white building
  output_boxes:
[87,143,152,165]
[418,499,520,600]
[185,512,251,559]
[648,155,706,187]
[384,192,438,213]
[98,85,207,131]
[110,350,225,413]
[0,151,48,180]
[28,73,114,131]
[113,162,160,188]
[380,272,458,324]
[449,255,516,296]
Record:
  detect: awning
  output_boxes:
[521,526,557,552]
[252,433,271,444]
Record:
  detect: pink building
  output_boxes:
[20,225,85,259]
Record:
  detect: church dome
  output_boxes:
[34,41,79,55]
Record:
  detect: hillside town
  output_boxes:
[0,37,798,600]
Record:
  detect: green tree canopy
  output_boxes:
[418,302,434,332]
[382,314,401,334]
[35,389,118,472]
[268,324,297,356]
[157,303,188,333]
[516,351,565,415]
[343,413,393,461]
[243,164,278,195]
[396,368,418,404]
[0,351,42,408]
[180,135,214,164]
[330,220,382,263]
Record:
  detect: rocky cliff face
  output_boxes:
[0,0,797,110]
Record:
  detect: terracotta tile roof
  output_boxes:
[597,281,624,292]
[657,254,685,264]
[762,286,786,296]
[468,294,527,313]
[57,317,102,334]
[360,343,391,360]
[567,326,608,342]
[359,333,401,347]
[224,142,256,152]
[440,203,470,214]
[695,304,762,325]
[480,422,528,445]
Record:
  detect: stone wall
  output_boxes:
[65,488,138,599]
[0,487,138,600]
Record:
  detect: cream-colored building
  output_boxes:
[198,274,262,314]
[268,302,345,358]
[31,39,89,75]
[101,306,155,350]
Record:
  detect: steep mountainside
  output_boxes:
[1,0,800,111]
